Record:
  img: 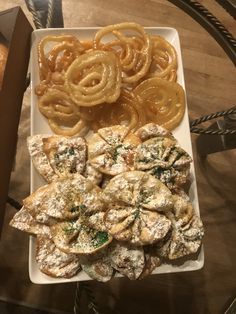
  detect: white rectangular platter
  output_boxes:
[30,27,204,284]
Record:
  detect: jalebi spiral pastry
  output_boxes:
[36,35,84,96]
[35,23,186,135]
[65,50,121,106]
[38,89,79,121]
[38,89,87,136]
[147,35,178,81]
[133,77,185,130]
[94,22,152,83]
[77,89,145,133]
[76,93,136,131]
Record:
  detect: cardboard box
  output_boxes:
[0,7,32,234]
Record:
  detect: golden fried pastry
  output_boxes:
[85,211,107,232]
[23,185,57,225]
[135,137,187,170]
[139,252,161,279]
[23,174,104,220]
[21,185,52,222]
[133,77,185,131]
[149,166,190,192]
[157,195,203,260]
[47,117,87,137]
[36,236,81,278]
[29,135,96,184]
[38,89,80,121]
[82,161,103,185]
[86,90,145,133]
[103,171,172,245]
[109,241,145,280]
[100,174,113,189]
[88,125,141,176]
[79,249,113,282]
[27,134,59,183]
[35,25,186,136]
[135,123,172,142]
[37,35,84,95]
[9,206,51,236]
[147,35,177,82]
[65,50,121,106]
[103,171,173,210]
[94,22,152,83]
[43,135,86,177]
[171,193,193,226]
[104,204,171,245]
[134,129,192,191]
[157,214,204,260]
[38,89,87,137]
[50,219,112,254]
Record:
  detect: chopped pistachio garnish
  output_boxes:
[62,222,80,234]
[92,231,109,248]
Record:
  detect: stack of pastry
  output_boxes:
[10,123,204,281]
[35,22,185,137]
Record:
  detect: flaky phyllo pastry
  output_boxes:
[10,123,204,282]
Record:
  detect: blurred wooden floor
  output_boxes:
[0,1,236,313]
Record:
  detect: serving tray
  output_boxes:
[29,27,204,284]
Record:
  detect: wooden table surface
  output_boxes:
[0,1,236,313]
